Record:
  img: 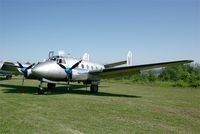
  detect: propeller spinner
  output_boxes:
[57,60,82,81]
[57,60,82,89]
[17,62,35,77]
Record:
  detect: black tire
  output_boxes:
[38,88,45,95]
[90,85,99,93]
[6,75,12,80]
[47,83,56,89]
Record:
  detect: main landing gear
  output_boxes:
[37,82,56,95]
[47,83,56,89]
[83,80,99,93]
[90,84,99,93]
[89,81,99,93]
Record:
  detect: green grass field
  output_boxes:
[0,77,200,134]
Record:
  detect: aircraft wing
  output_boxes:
[90,60,193,79]
[104,60,127,68]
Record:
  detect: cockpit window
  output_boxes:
[49,56,59,61]
[59,59,62,63]
[52,58,56,61]
[57,58,66,64]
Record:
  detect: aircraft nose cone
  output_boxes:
[32,63,49,77]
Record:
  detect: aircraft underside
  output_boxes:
[37,80,100,95]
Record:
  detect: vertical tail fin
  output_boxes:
[82,53,90,61]
[0,61,3,69]
[127,51,133,66]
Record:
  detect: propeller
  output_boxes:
[57,60,82,87]
[17,62,35,85]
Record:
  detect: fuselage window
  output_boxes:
[86,65,89,70]
[81,64,84,69]
[91,66,94,70]
[96,67,98,70]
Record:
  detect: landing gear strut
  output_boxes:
[38,81,45,95]
[84,81,99,93]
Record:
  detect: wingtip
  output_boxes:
[186,60,194,63]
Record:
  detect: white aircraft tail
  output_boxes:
[127,51,133,66]
[82,53,90,61]
[0,61,3,69]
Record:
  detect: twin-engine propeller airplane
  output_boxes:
[2,51,193,94]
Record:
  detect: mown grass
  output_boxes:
[0,77,200,134]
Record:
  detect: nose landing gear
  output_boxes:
[37,82,56,95]
[38,81,45,95]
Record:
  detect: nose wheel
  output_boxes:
[38,87,45,95]
[38,81,45,95]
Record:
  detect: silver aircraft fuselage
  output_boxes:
[32,57,104,82]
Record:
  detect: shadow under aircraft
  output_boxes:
[0,84,141,98]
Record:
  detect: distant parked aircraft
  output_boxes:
[0,61,15,80]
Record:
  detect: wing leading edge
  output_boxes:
[90,60,193,79]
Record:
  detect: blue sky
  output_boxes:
[0,0,199,64]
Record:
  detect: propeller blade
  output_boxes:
[57,60,82,83]
[71,60,82,70]
[26,63,35,69]
[57,63,66,69]
[17,62,24,68]
[17,62,34,78]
